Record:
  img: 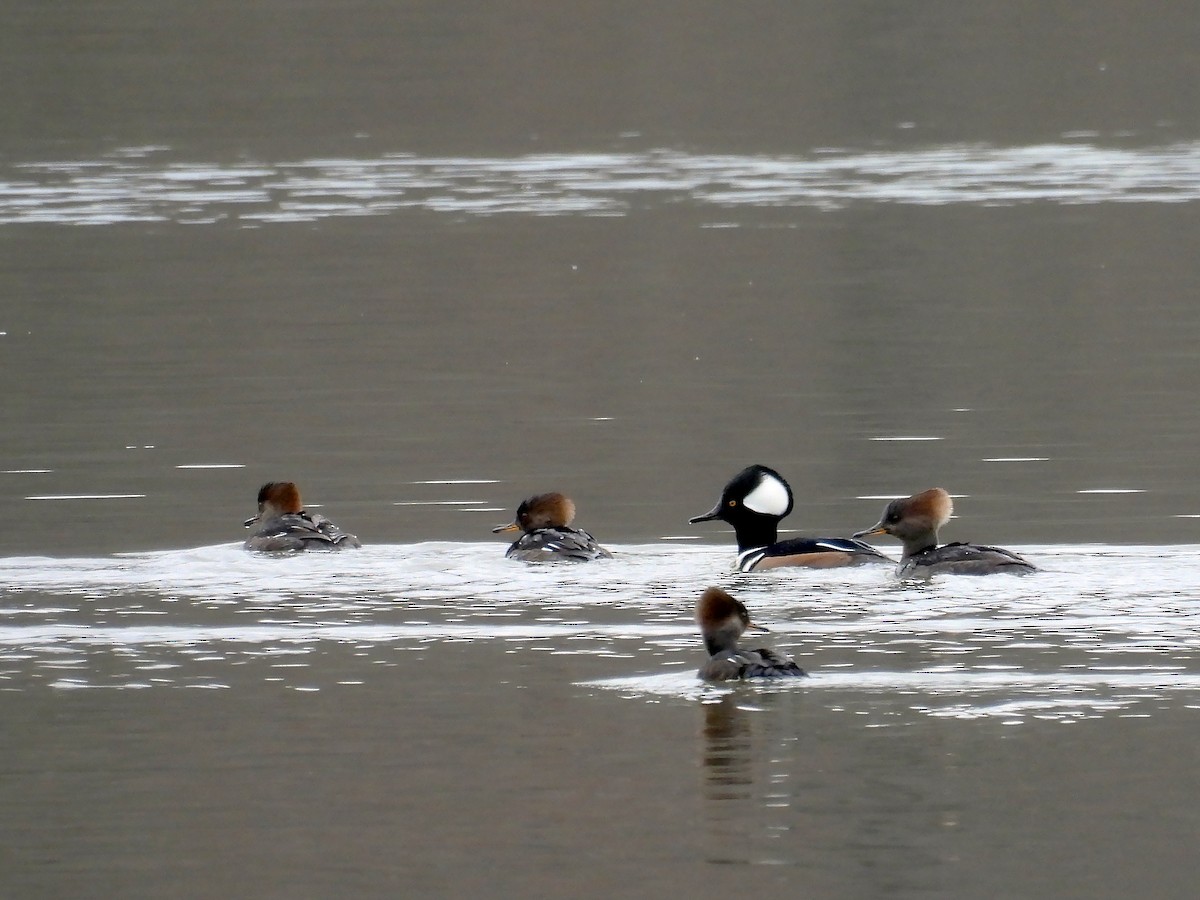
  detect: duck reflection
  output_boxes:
[702,695,754,795]
[700,694,960,885]
[700,693,797,866]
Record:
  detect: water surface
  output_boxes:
[6,1,1200,896]
[7,142,1200,226]
[2,543,1199,897]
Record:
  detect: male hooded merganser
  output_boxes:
[696,586,806,681]
[689,464,891,572]
[242,481,361,552]
[854,487,1034,577]
[492,492,612,562]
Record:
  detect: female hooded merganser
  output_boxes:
[242,481,361,552]
[854,487,1035,577]
[492,492,612,562]
[696,587,806,681]
[689,464,891,572]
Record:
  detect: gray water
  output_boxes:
[5,2,1200,897]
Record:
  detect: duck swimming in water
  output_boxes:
[854,487,1034,577]
[243,481,361,552]
[492,492,612,562]
[696,586,806,681]
[689,464,891,571]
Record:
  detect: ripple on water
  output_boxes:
[6,142,1200,225]
[0,542,1198,723]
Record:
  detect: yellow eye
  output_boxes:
[728,500,737,507]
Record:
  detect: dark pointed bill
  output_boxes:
[688,503,722,524]
[852,523,887,539]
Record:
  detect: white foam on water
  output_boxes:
[0,541,1197,723]
[7,142,1200,225]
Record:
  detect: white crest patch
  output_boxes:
[742,474,790,516]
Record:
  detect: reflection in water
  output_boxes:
[698,694,960,890]
[702,696,754,794]
[5,142,1200,225]
[699,695,792,867]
